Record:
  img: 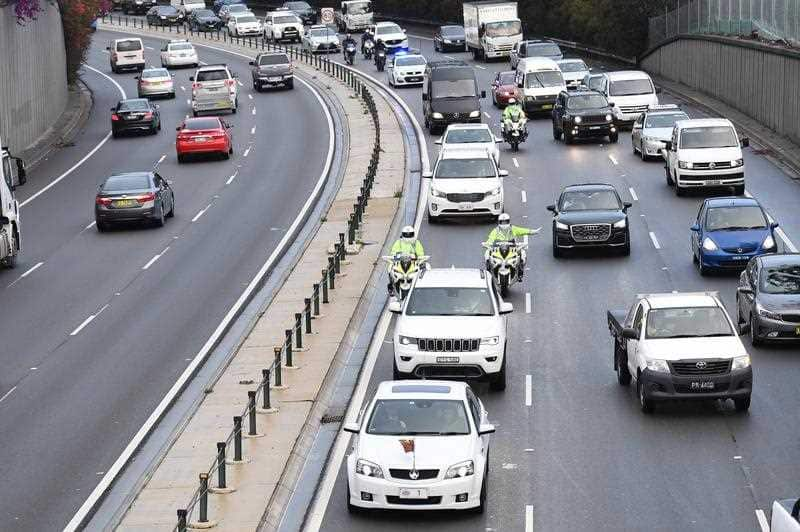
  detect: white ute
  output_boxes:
[391,268,513,391]
[0,142,26,268]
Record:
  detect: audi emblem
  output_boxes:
[409,469,419,480]
[695,361,707,369]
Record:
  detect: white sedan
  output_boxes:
[344,380,494,513]
[387,53,426,87]
[435,123,501,165]
[227,13,263,37]
[160,40,198,68]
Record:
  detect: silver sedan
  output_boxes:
[136,68,175,99]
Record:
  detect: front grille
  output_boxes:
[570,224,611,242]
[527,95,555,101]
[669,359,732,376]
[389,469,439,480]
[780,313,800,323]
[385,38,403,46]
[417,338,480,352]
[693,161,733,169]
[580,115,611,125]
[442,112,471,122]
[446,192,484,203]
[492,44,513,51]
[283,28,299,37]
[619,105,649,114]
[681,172,744,181]
[386,495,442,505]
[721,244,757,253]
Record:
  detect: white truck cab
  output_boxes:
[335,0,373,32]
[463,1,522,61]
[514,57,566,114]
[0,143,26,268]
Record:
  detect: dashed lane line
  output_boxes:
[0,386,17,404]
[69,304,109,336]
[226,171,238,185]
[142,246,170,270]
[649,231,661,250]
[521,190,527,203]
[629,187,638,201]
[8,261,45,287]
[513,157,519,168]
[251,126,256,135]
[525,375,532,407]
[243,146,251,157]
[609,154,619,165]
[483,111,491,119]
[525,292,531,314]
[525,505,534,532]
[251,107,256,115]
[248,93,253,100]
[755,509,769,532]
[475,64,486,70]
[191,204,212,222]
[145,46,154,50]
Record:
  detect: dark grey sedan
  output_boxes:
[434,25,467,52]
[736,253,800,345]
[95,172,175,231]
[111,99,161,137]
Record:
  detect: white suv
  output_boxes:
[190,64,238,116]
[264,10,304,43]
[663,118,749,196]
[424,148,506,223]
[390,268,513,391]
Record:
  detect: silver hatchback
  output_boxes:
[137,68,176,98]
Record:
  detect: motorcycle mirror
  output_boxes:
[422,93,428,101]
[389,300,402,314]
[422,171,433,179]
[495,136,502,143]
[481,90,486,99]
[434,138,442,145]
[623,201,632,210]
[499,169,509,177]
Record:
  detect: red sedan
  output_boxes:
[175,116,233,163]
[491,70,519,108]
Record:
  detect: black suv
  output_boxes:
[552,89,618,144]
[250,52,293,91]
[121,0,156,15]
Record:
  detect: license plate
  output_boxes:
[690,381,715,390]
[589,126,603,130]
[458,203,473,211]
[541,104,553,110]
[707,180,722,185]
[206,87,220,92]
[268,76,282,82]
[730,256,746,261]
[126,114,142,119]
[193,136,209,142]
[113,199,137,208]
[398,488,427,499]
[436,356,459,364]
[124,55,136,59]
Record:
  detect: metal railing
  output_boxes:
[649,0,800,48]
[97,14,382,530]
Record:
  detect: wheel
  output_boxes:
[2,251,17,269]
[552,123,562,141]
[492,92,498,108]
[632,139,639,155]
[253,80,260,91]
[192,110,199,117]
[665,166,674,186]
[733,184,745,195]
[286,80,293,89]
[609,132,619,143]
[489,351,506,391]
[112,130,119,139]
[640,142,649,161]
[734,395,751,412]
[615,342,631,386]
[427,210,440,224]
[499,275,509,297]
[564,130,574,145]
[620,237,631,256]
[698,254,709,276]
[154,204,165,227]
[222,149,230,160]
[473,465,487,514]
[749,314,762,346]
[111,64,118,74]
[96,219,109,232]
[736,298,750,335]
[177,153,186,163]
[166,193,175,217]
[400,287,410,300]
[637,376,654,414]
[675,182,685,196]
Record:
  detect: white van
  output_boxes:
[596,70,660,124]
[108,38,145,73]
[514,57,565,114]
[171,0,206,15]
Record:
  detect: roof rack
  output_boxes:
[637,291,720,300]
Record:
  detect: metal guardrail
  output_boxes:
[97,14,382,529]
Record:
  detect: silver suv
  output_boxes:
[190,64,238,116]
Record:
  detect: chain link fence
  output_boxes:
[649,0,800,48]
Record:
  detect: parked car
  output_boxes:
[188,9,224,31]
[175,116,234,162]
[111,98,160,137]
[434,25,467,52]
[737,253,800,345]
[435,123,500,165]
[145,5,184,25]
[490,70,517,108]
[250,52,293,91]
[95,171,174,231]
[631,104,688,161]
[136,68,175,99]
[160,40,199,68]
[387,53,427,87]
[556,58,590,90]
[691,196,778,275]
[551,89,617,144]
[108,38,145,73]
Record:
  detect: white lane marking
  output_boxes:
[444,55,455,60]
[226,172,238,185]
[85,221,96,230]
[521,190,527,203]
[199,60,207,65]
[102,50,110,54]
[0,386,17,404]
[145,46,154,50]
[186,99,191,106]
[475,64,486,70]
[180,85,186,91]
[525,292,531,314]
[649,231,661,249]
[20,65,125,208]
[65,42,338,532]
[236,79,243,87]
[142,246,170,270]
[609,154,619,165]
[755,509,769,532]
[243,146,251,157]
[251,126,256,135]
[523,235,529,246]
[156,154,166,166]
[525,505,534,532]
[191,205,212,222]
[69,304,109,336]
[629,187,638,201]
[512,157,519,168]
[248,93,253,100]
[251,107,256,115]
[14,261,45,284]
[525,375,532,407]
[483,111,491,119]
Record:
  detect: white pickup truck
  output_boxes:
[608,291,752,413]
[0,142,26,268]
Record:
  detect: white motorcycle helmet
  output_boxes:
[497,213,511,231]
[507,98,517,105]
[401,225,416,244]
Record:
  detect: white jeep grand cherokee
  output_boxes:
[391,268,513,391]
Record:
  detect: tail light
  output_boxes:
[224,79,235,87]
[96,196,112,206]
[111,52,118,60]
[137,192,156,204]
[111,114,119,121]
[143,112,153,119]
[192,82,202,89]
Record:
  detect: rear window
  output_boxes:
[118,99,150,111]
[558,60,588,73]
[169,43,194,51]
[376,23,402,35]
[228,5,248,12]
[645,112,688,128]
[194,9,214,17]
[258,54,289,66]
[103,174,151,191]
[236,15,258,23]
[444,128,494,144]
[441,26,464,36]
[395,56,426,67]
[184,118,221,130]
[141,69,169,79]
[196,69,230,81]
[497,71,516,85]
[274,15,299,24]
[116,40,142,52]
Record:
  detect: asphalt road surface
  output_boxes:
[0,30,332,531]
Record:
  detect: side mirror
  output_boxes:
[388,300,402,313]
[546,204,556,213]
[690,223,700,232]
[134,75,140,80]
[422,171,433,179]
[655,86,663,94]
[517,83,523,89]
[106,46,111,50]
[110,107,116,112]
[478,423,496,435]
[249,61,255,65]
[622,327,639,340]
[740,137,750,148]
[0,216,10,225]
[623,201,632,210]
[175,126,182,131]
[608,101,615,107]
[154,104,160,109]
[189,76,195,81]
[15,159,26,184]
[499,301,513,314]
[632,123,641,130]
[771,221,780,229]
[480,90,486,99]
[498,169,509,177]
[495,137,502,143]
[342,422,360,434]
[422,93,428,101]
[434,138,442,145]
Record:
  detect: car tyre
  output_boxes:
[675,182,685,196]
[615,343,632,386]
[640,143,650,161]
[177,153,186,163]
[286,79,293,89]
[734,395,751,412]
[733,184,745,195]
[154,204,166,227]
[96,219,109,232]
[609,132,619,143]
[564,130,574,145]
[749,314,762,346]
[621,236,631,256]
[489,350,507,392]
[392,358,411,380]
[346,480,361,514]
[166,193,175,217]
[698,255,709,276]
[473,465,487,514]
[552,123,562,141]
[638,375,654,414]
[665,166,674,186]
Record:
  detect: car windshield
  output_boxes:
[196,69,229,81]
[441,25,464,36]
[560,190,620,211]
[184,118,221,130]
[497,71,516,85]
[141,69,169,79]
[432,79,477,99]
[558,60,588,72]
[525,71,563,88]
[228,5,248,12]
[609,78,653,96]
[680,126,738,148]
[485,20,521,37]
[404,287,495,316]
[366,399,470,436]
[286,2,310,8]
[377,23,402,35]
[435,158,495,179]
[274,15,299,23]
[102,174,150,192]
[395,56,426,67]
[118,100,149,111]
[236,15,257,23]
[705,206,767,231]
[169,43,194,51]
[258,54,289,65]
[646,307,733,338]
[645,112,687,128]
[194,9,214,16]
[567,94,608,110]
[116,40,142,52]
[347,1,371,14]
[761,263,800,294]
[445,128,493,144]
[310,27,333,37]
[158,7,178,14]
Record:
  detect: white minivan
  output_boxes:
[171,0,206,15]
[514,57,565,114]
[596,70,660,124]
[108,38,145,73]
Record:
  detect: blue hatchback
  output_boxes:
[691,197,778,275]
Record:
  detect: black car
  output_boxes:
[552,89,618,144]
[422,61,485,134]
[95,171,175,231]
[547,183,631,257]
[250,52,293,91]
[121,0,156,15]
[146,5,184,26]
[433,25,466,52]
[189,9,223,31]
[737,253,800,345]
[282,1,317,25]
[111,99,161,137]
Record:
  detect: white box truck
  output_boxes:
[463,1,522,61]
[0,139,26,268]
[335,0,373,32]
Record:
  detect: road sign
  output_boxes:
[320,7,334,24]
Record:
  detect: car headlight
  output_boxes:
[469,110,480,118]
[398,335,417,346]
[732,355,751,370]
[678,161,693,169]
[731,158,744,167]
[573,116,582,124]
[605,114,613,122]
[356,459,384,478]
[702,237,718,251]
[762,234,776,250]
[443,38,451,43]
[488,187,501,196]
[481,336,500,346]
[645,359,670,373]
[555,221,569,230]
[160,15,166,19]
[613,219,627,228]
[431,187,445,198]
[444,460,474,479]
[432,112,444,119]
[756,303,781,321]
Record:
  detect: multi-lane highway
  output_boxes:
[0,30,334,530]
[309,33,800,531]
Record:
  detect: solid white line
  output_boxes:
[156,154,166,166]
[0,386,17,404]
[649,231,661,249]
[70,314,97,336]
[199,60,207,65]
[521,190,527,203]
[483,111,491,119]
[513,157,519,168]
[19,261,44,279]
[186,99,191,106]
[609,154,619,165]
[755,509,770,532]
[180,85,186,91]
[525,375,532,407]
[251,126,256,134]
[525,292,531,314]
[444,55,455,60]
[629,187,638,201]
[243,146,251,157]
[142,254,160,270]
[20,65,125,208]
[191,205,211,222]
[526,505,534,532]
[64,38,338,532]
